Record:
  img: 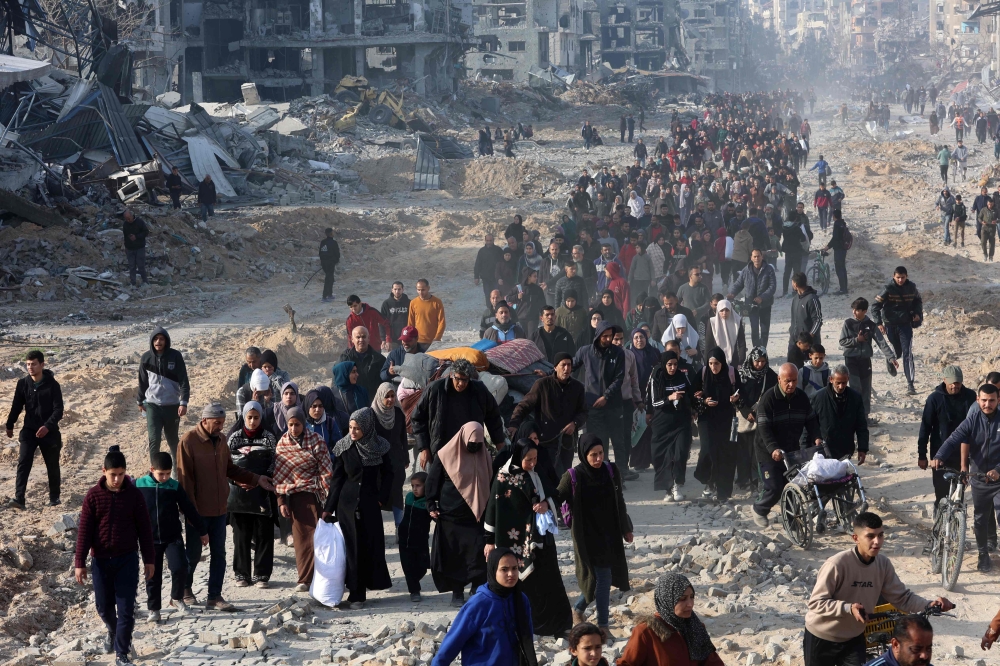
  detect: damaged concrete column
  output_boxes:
[311,50,325,96]
[310,0,323,36]
[354,0,365,76]
[414,44,432,94]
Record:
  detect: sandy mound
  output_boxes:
[441,157,564,198]
[354,155,417,194]
[860,161,903,176]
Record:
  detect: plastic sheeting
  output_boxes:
[183,133,240,197]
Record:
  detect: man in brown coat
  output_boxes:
[177,402,274,611]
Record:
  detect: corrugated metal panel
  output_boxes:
[20,104,148,162]
[96,82,148,166]
[183,134,240,197]
[413,136,440,191]
[144,106,189,133]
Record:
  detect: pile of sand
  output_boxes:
[858,160,904,176]
[441,157,564,198]
[354,155,417,194]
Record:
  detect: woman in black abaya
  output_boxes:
[483,438,572,637]
[693,347,741,503]
[646,351,695,501]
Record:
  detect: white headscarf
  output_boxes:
[662,313,699,351]
[710,299,742,364]
[628,192,645,217]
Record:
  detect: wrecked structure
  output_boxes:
[130,0,472,103]
[678,0,746,90]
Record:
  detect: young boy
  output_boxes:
[398,472,431,603]
[788,331,813,369]
[839,297,898,417]
[75,446,155,666]
[135,452,207,623]
[798,344,830,398]
[568,622,608,666]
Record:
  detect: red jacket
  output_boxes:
[75,476,155,568]
[618,242,637,273]
[346,303,391,344]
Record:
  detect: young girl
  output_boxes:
[569,623,609,666]
[75,446,155,666]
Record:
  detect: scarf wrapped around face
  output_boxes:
[331,407,390,466]
[653,573,716,661]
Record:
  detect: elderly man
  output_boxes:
[810,365,868,462]
[346,295,391,351]
[412,359,506,468]
[339,326,386,402]
[479,289,510,338]
[728,248,777,347]
[237,346,261,391]
[177,403,273,611]
[753,363,822,527]
[380,326,422,384]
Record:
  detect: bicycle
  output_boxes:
[864,604,953,658]
[929,468,989,590]
[807,249,831,296]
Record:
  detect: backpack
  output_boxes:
[560,462,614,528]
[842,224,853,250]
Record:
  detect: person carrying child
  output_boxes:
[136,452,207,622]
[74,446,156,666]
[398,471,431,602]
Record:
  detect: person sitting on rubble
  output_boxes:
[198,175,216,223]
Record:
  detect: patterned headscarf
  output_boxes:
[653,573,716,661]
[332,408,390,466]
[371,382,396,430]
[739,345,769,383]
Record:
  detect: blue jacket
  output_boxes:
[864,648,928,666]
[432,587,533,666]
[809,159,829,174]
[935,407,1000,475]
[729,262,777,305]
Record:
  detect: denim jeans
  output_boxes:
[817,206,830,231]
[833,248,848,292]
[941,211,953,243]
[748,304,772,347]
[200,203,214,222]
[885,324,915,383]
[92,551,139,658]
[126,248,146,286]
[145,402,181,473]
[186,514,228,598]
[574,566,612,626]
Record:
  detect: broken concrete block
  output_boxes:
[249,631,271,651]
[241,83,261,105]
[199,631,222,645]
[372,624,392,640]
[52,514,79,533]
[228,636,250,649]
[707,587,727,598]
[746,652,763,666]
[51,653,85,666]
[244,619,261,633]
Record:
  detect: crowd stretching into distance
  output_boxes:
[9,89,1000,666]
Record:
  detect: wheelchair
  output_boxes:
[777,444,868,549]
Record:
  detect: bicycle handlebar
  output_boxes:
[864,605,954,622]
[938,467,990,482]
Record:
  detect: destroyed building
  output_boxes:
[678,0,746,89]
[131,0,472,103]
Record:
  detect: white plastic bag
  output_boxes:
[310,519,346,607]
[804,453,849,483]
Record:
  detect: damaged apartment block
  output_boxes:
[135,0,472,103]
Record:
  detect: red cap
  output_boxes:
[400,326,419,341]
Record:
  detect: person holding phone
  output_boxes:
[646,351,697,502]
[804,511,953,666]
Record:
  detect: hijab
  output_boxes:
[242,400,262,437]
[303,389,325,425]
[284,406,306,444]
[576,433,611,483]
[331,407,390,466]
[371,382,397,430]
[577,307,605,348]
[333,360,370,410]
[710,299,741,364]
[437,422,492,520]
[662,313,699,350]
[486,547,538,666]
[274,381,300,433]
[739,345,769,383]
[653,573,716,661]
[630,327,661,388]
[702,346,732,398]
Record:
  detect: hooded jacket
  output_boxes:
[6,368,63,436]
[870,279,922,328]
[919,383,977,460]
[137,327,190,406]
[380,293,410,341]
[789,286,823,340]
[346,303,391,344]
[572,321,626,409]
[135,473,207,544]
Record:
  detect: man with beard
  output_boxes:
[380,281,410,349]
[529,306,577,363]
[650,291,695,343]
[810,365,868,463]
[482,301,525,343]
[479,289,514,338]
[862,616,935,666]
[917,365,976,503]
[339,326,386,402]
[380,326,423,384]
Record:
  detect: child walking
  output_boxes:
[75,446,156,665]
[398,472,431,602]
[135,452,207,623]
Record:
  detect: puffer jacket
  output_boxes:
[869,279,922,328]
[227,426,277,515]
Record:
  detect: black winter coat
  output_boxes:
[918,383,977,460]
[509,375,588,442]
[411,378,505,458]
[528,325,577,363]
[754,386,820,460]
[339,347,386,408]
[5,369,63,435]
[870,279,923,328]
[809,384,868,459]
[227,427,277,515]
[122,217,149,251]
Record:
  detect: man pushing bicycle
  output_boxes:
[803,511,954,666]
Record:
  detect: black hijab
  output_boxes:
[486,547,538,666]
[509,437,539,471]
[576,433,611,483]
[702,346,732,398]
[653,573,716,661]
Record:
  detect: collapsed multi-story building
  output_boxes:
[131,0,472,103]
[678,0,746,90]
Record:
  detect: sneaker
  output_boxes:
[350,601,365,610]
[753,513,769,528]
[886,360,897,377]
[103,631,115,654]
[979,552,992,572]
[621,469,639,481]
[146,610,160,624]
[169,598,188,614]
[702,488,714,498]
[295,583,309,592]
[254,579,270,589]
[663,492,673,503]
[115,654,132,666]
[234,579,250,588]
[671,485,684,502]
[907,382,917,396]
[48,498,61,506]
[205,597,237,612]
[410,593,422,603]
[7,498,25,510]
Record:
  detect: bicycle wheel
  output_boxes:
[942,507,966,591]
[809,264,830,296]
[780,483,814,549]
[833,480,866,533]
[929,500,946,575]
